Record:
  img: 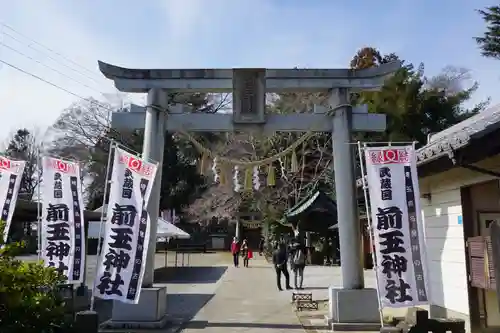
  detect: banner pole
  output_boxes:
[89,141,115,312]
[37,149,42,262]
[412,141,432,304]
[357,141,385,327]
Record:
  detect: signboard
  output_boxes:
[365,146,430,308]
[232,68,266,124]
[241,221,261,229]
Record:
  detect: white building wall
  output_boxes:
[418,154,500,318]
[420,185,468,314]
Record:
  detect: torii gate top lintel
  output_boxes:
[97,60,402,93]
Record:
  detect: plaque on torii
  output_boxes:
[232,68,266,124]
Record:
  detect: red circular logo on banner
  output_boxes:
[128,157,142,172]
[383,149,399,163]
[0,157,11,170]
[56,160,69,173]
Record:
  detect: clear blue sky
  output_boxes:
[1,0,500,140]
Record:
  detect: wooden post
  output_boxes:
[489,221,500,311]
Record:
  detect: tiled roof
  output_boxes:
[356,104,500,187]
[416,104,500,164]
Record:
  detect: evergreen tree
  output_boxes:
[5,129,40,200]
[351,47,486,146]
[85,129,207,213]
[475,5,500,60]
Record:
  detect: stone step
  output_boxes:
[324,315,382,332]
[331,322,382,331]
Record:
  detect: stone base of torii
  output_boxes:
[96,63,400,330]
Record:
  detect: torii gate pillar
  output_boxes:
[98,62,401,329]
[330,88,364,289]
[141,89,168,287]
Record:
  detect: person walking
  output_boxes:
[231,237,240,267]
[291,242,306,289]
[272,243,292,291]
[258,238,265,256]
[241,239,251,267]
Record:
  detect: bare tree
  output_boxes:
[48,92,230,208]
[425,66,475,96]
[48,97,120,160]
[186,91,335,222]
[48,92,231,161]
[45,95,134,206]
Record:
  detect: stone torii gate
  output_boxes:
[98,62,400,328]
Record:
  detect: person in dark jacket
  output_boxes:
[241,239,250,267]
[258,238,265,256]
[290,242,306,289]
[272,243,292,291]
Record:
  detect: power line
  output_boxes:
[0,21,124,106]
[0,58,117,112]
[2,29,106,85]
[0,59,154,160]
[0,41,104,94]
[1,21,100,77]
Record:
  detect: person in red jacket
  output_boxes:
[231,237,240,267]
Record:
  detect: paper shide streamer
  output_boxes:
[211,157,219,183]
[233,165,240,192]
[252,166,260,190]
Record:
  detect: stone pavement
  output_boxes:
[299,264,377,300]
[173,254,306,333]
[19,252,398,332]
[294,265,377,333]
[18,252,311,332]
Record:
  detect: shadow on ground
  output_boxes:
[154,266,228,284]
[77,266,225,324]
[92,294,216,324]
[167,293,215,320]
[183,320,325,330]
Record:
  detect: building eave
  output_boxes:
[415,131,470,165]
[417,104,500,166]
[356,104,500,186]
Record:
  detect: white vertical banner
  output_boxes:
[0,156,26,243]
[172,208,178,224]
[364,146,430,308]
[41,157,86,284]
[93,148,157,304]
